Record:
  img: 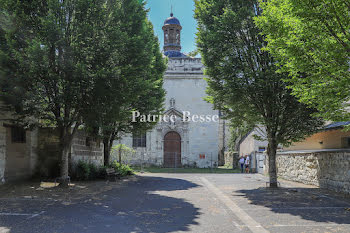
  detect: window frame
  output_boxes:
[132,133,147,148]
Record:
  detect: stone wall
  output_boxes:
[3,127,38,182]
[70,130,103,166]
[36,128,61,178]
[0,123,39,183]
[36,128,104,179]
[276,151,350,194]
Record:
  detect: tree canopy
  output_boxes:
[82,0,166,166]
[255,0,350,122]
[195,0,323,187]
[0,0,165,182]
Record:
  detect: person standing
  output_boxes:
[239,156,245,173]
[245,155,250,173]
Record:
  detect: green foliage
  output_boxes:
[1,0,119,179]
[75,161,91,181]
[74,160,134,180]
[194,0,323,186]
[74,161,106,181]
[195,0,322,145]
[188,50,199,58]
[0,0,166,177]
[227,123,254,151]
[82,0,166,165]
[255,0,350,122]
[110,161,134,176]
[111,144,136,163]
[88,163,98,180]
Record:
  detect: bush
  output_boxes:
[110,161,134,176]
[75,160,90,180]
[73,161,107,181]
[96,166,107,179]
[72,160,133,181]
[88,163,98,180]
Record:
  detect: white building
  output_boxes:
[118,13,220,168]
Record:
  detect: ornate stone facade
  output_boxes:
[118,13,220,168]
[155,108,190,161]
[166,58,204,74]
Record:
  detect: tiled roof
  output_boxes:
[323,121,350,130]
[164,17,181,25]
[164,50,187,58]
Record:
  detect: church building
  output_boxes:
[118,13,221,168]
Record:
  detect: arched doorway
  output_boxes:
[163,132,181,168]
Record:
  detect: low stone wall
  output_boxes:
[276,151,350,194]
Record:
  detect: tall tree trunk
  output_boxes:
[110,136,116,163]
[267,136,278,188]
[103,133,116,166]
[60,142,71,186]
[103,137,111,166]
[118,141,122,163]
[59,127,76,187]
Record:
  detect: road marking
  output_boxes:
[0,213,33,216]
[240,206,350,210]
[27,211,45,219]
[272,224,350,227]
[0,227,10,233]
[0,211,45,219]
[200,177,269,233]
[231,223,350,227]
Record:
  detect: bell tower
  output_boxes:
[162,12,182,54]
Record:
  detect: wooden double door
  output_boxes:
[163,132,181,168]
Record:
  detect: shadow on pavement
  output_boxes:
[2,176,201,233]
[236,187,350,225]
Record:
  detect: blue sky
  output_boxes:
[145,0,197,54]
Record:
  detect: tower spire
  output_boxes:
[162,7,184,57]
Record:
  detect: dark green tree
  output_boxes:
[195,0,323,187]
[84,0,166,166]
[255,0,350,122]
[0,0,165,183]
[1,0,107,184]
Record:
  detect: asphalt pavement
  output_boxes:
[0,173,350,233]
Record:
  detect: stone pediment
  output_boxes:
[163,107,191,122]
[156,107,189,131]
[163,108,183,118]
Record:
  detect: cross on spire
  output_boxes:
[170,98,175,108]
[170,5,173,17]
